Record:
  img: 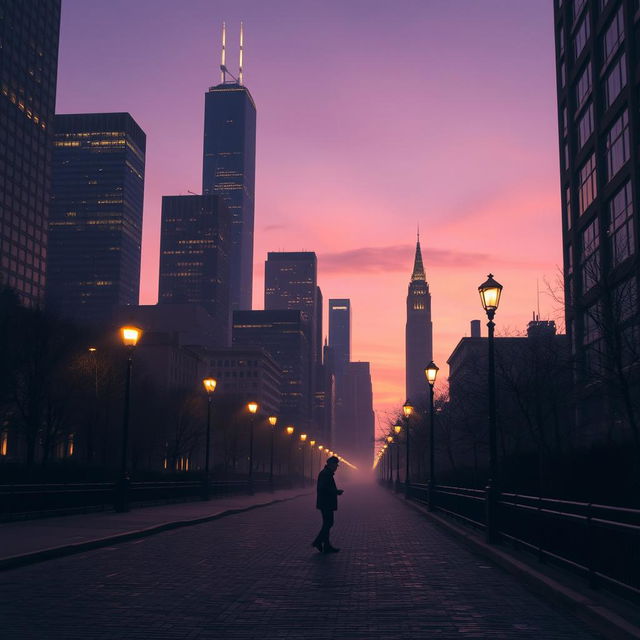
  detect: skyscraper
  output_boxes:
[265,251,321,361]
[158,194,231,344]
[328,299,351,375]
[202,25,256,311]
[0,0,61,307]
[405,236,432,402]
[46,113,146,322]
[554,0,640,439]
[232,309,311,427]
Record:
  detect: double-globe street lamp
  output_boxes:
[286,425,295,485]
[299,433,307,486]
[247,401,259,494]
[116,326,142,512]
[309,440,316,482]
[478,273,503,543]
[424,361,439,511]
[386,435,394,485]
[201,377,217,500]
[403,400,414,498]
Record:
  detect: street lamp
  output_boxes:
[386,435,394,484]
[309,440,316,480]
[247,401,259,494]
[116,326,142,512]
[268,416,277,491]
[87,347,98,464]
[286,426,294,485]
[300,433,307,485]
[201,377,217,500]
[424,361,439,511]
[479,273,503,543]
[403,400,413,499]
[393,422,402,492]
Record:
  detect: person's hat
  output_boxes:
[327,456,340,464]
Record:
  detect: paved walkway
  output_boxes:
[0,480,602,639]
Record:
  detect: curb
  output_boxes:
[395,493,640,640]
[0,491,312,572]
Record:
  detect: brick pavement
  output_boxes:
[0,480,602,639]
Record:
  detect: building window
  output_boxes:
[608,181,634,267]
[581,217,600,291]
[603,5,624,67]
[577,102,594,149]
[605,109,629,181]
[562,106,568,137]
[559,26,565,56]
[578,153,597,215]
[583,303,602,374]
[560,62,566,89]
[565,185,572,229]
[563,143,570,172]
[604,53,627,109]
[573,0,587,22]
[0,430,7,456]
[574,13,590,59]
[575,61,592,109]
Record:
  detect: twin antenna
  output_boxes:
[219,22,243,85]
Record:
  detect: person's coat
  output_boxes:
[316,466,339,511]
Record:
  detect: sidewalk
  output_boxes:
[0,486,313,571]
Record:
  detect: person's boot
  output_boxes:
[311,540,323,553]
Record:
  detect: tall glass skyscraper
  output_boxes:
[202,82,256,311]
[0,0,61,307]
[46,113,146,322]
[328,299,351,374]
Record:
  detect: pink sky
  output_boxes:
[56,0,562,432]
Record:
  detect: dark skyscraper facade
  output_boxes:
[265,251,322,362]
[158,194,231,344]
[46,113,145,321]
[202,82,256,311]
[232,309,311,427]
[405,237,433,402]
[554,0,640,439]
[329,299,351,374]
[0,0,61,307]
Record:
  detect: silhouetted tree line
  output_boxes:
[0,287,303,482]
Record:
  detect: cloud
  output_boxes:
[319,244,498,275]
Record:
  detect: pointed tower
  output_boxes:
[405,234,433,402]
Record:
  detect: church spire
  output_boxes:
[411,232,426,282]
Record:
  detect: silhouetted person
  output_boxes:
[311,455,343,553]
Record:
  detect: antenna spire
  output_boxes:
[417,222,420,244]
[239,22,244,85]
[220,22,227,83]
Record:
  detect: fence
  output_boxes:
[390,481,640,604]
[0,476,298,521]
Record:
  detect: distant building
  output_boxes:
[554,0,640,441]
[405,235,433,402]
[328,299,351,375]
[46,113,146,322]
[337,361,375,468]
[202,62,256,311]
[0,0,61,307]
[232,310,311,427]
[203,347,282,417]
[158,195,231,346]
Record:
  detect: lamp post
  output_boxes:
[268,416,277,491]
[116,326,142,512]
[87,347,98,463]
[386,436,394,485]
[247,401,259,494]
[299,433,307,486]
[394,422,402,492]
[286,426,295,486]
[479,273,503,543]
[309,440,316,482]
[424,361,439,511]
[403,401,414,498]
[201,377,217,500]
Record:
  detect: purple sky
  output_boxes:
[56,0,561,430]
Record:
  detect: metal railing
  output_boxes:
[386,480,640,604]
[0,476,301,521]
